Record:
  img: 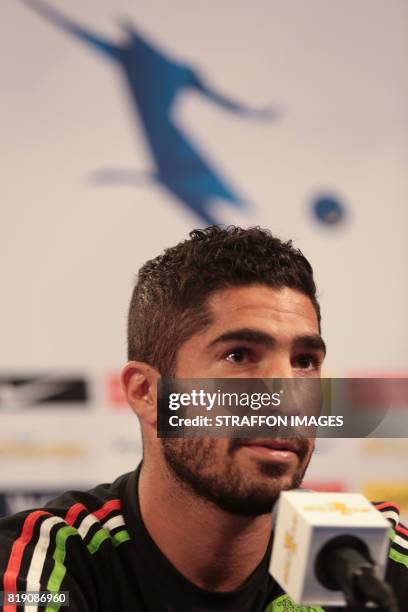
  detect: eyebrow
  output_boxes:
[207,327,326,356]
[293,334,326,356]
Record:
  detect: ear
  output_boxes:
[121,361,160,429]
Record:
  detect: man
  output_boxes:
[0,226,406,612]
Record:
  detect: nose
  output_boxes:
[261,353,294,379]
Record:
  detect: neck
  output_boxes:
[138,460,273,592]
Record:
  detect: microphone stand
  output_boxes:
[316,536,400,611]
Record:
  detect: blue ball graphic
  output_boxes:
[313,196,345,225]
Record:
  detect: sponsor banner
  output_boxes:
[0,417,142,489]
[104,372,128,409]
[362,482,408,524]
[302,481,347,493]
[361,439,408,459]
[0,371,406,526]
[0,371,143,489]
[0,490,65,519]
[0,375,89,411]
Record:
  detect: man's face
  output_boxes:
[160,284,326,516]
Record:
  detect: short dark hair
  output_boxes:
[127,226,320,376]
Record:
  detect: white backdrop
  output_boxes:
[1,0,407,518]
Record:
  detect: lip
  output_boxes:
[240,438,301,454]
[238,438,301,463]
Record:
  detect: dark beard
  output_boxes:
[161,437,313,517]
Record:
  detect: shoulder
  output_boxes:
[373,501,408,567]
[0,472,134,611]
[372,501,408,603]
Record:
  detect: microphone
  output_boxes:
[270,491,399,610]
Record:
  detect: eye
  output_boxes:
[293,354,320,370]
[224,347,250,364]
